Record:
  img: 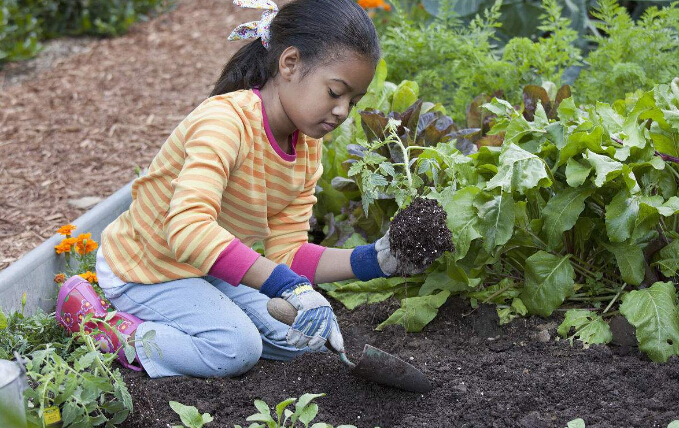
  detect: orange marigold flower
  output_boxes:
[54,273,66,284]
[358,0,382,9]
[383,2,391,10]
[75,238,99,255]
[54,242,72,254]
[75,233,92,243]
[62,237,77,246]
[57,224,77,236]
[80,271,97,284]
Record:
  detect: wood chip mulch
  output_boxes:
[0,0,263,271]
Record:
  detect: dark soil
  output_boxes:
[120,296,679,428]
[389,197,454,274]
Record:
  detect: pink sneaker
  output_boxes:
[56,275,144,371]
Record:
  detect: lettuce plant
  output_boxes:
[320,78,679,362]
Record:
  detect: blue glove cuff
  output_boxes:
[350,243,387,282]
[260,264,310,298]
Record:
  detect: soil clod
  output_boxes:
[388,197,454,275]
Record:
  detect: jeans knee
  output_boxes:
[195,321,262,378]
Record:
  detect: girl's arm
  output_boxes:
[240,247,355,287]
[312,248,355,283]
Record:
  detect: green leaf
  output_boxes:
[557,309,613,346]
[253,400,271,419]
[482,98,515,117]
[0,306,7,330]
[631,202,660,245]
[520,251,575,317]
[653,240,679,277]
[603,242,645,286]
[298,403,319,426]
[619,281,679,362]
[319,277,406,310]
[418,269,474,296]
[75,351,98,371]
[605,190,639,243]
[596,102,625,133]
[584,150,623,187]
[557,97,578,122]
[474,191,515,253]
[391,80,419,113]
[170,401,206,428]
[565,158,592,187]
[566,419,586,428]
[376,291,451,332]
[466,278,519,306]
[486,144,551,194]
[658,196,679,217]
[439,186,482,260]
[290,394,325,426]
[542,186,594,250]
[274,398,295,423]
[62,401,78,426]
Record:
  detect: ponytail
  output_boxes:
[211,0,381,97]
[211,39,273,96]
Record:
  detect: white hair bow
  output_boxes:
[228,0,279,49]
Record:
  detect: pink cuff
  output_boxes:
[208,239,261,286]
[290,243,327,284]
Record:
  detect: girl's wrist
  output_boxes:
[350,243,388,281]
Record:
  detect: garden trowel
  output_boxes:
[267,298,432,393]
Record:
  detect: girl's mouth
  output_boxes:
[321,122,337,133]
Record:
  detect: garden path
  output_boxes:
[0,0,262,270]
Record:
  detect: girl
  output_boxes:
[56,0,424,379]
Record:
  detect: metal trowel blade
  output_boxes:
[349,344,432,393]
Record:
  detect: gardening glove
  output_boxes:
[350,229,427,281]
[260,264,344,353]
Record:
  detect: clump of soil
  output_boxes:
[389,197,454,275]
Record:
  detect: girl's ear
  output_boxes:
[278,46,301,82]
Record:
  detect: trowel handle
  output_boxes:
[267,298,346,359]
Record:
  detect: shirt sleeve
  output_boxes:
[164,102,253,277]
[264,138,327,281]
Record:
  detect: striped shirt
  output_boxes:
[101,89,326,286]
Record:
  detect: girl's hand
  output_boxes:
[281,283,344,352]
[374,229,428,277]
[259,264,344,352]
[350,229,428,281]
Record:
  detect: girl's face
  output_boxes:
[278,50,376,139]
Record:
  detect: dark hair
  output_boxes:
[211,0,381,96]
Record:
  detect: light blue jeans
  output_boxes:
[103,276,308,378]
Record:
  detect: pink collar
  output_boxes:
[253,88,298,161]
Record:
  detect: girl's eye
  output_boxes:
[328,89,340,99]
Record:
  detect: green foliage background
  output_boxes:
[381,0,679,122]
[0,0,172,64]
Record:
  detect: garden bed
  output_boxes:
[120,296,679,428]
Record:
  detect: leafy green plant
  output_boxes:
[1,288,159,427]
[0,301,73,361]
[234,394,373,428]
[21,310,137,427]
[320,78,679,362]
[0,0,173,65]
[0,0,41,63]
[170,401,214,428]
[575,0,679,106]
[381,0,582,122]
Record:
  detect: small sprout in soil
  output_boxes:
[389,197,454,275]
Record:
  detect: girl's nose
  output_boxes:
[332,101,350,121]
